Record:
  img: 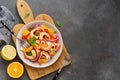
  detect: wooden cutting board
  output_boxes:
[12,0,71,80]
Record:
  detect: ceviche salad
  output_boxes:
[21,24,60,64]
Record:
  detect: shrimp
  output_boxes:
[30,27,43,39]
[24,50,37,60]
[39,32,50,40]
[40,51,51,62]
[40,40,52,51]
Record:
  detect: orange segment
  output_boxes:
[7,62,24,78]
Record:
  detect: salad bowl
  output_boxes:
[16,20,63,68]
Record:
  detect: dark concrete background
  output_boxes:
[0,0,120,80]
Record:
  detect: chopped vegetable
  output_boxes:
[33,24,40,28]
[50,49,55,56]
[44,29,49,33]
[21,47,26,53]
[22,35,30,41]
[41,59,46,63]
[22,30,30,36]
[41,25,54,34]
[29,27,33,31]
[26,52,32,56]
[34,31,40,36]
[22,29,30,41]
[28,36,37,45]
[26,46,33,52]
[41,25,48,29]
[48,28,54,34]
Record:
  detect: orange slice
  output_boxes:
[7,62,24,78]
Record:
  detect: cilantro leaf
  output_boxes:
[56,21,62,27]
[28,36,37,45]
[24,13,30,19]
[26,52,32,56]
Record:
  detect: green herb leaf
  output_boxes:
[29,27,33,31]
[26,52,32,56]
[35,31,39,36]
[24,13,30,19]
[56,21,62,27]
[28,36,37,45]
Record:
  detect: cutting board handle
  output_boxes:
[17,0,34,24]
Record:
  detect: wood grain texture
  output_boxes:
[17,0,34,24]
[35,14,55,25]
[12,24,24,43]
[12,14,71,80]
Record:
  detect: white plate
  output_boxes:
[16,20,63,68]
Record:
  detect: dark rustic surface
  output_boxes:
[0,0,120,80]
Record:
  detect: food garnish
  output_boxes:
[56,21,62,27]
[24,13,30,19]
[21,24,60,64]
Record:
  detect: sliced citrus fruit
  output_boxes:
[1,45,16,61]
[7,62,24,78]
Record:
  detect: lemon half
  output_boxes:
[1,45,16,61]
